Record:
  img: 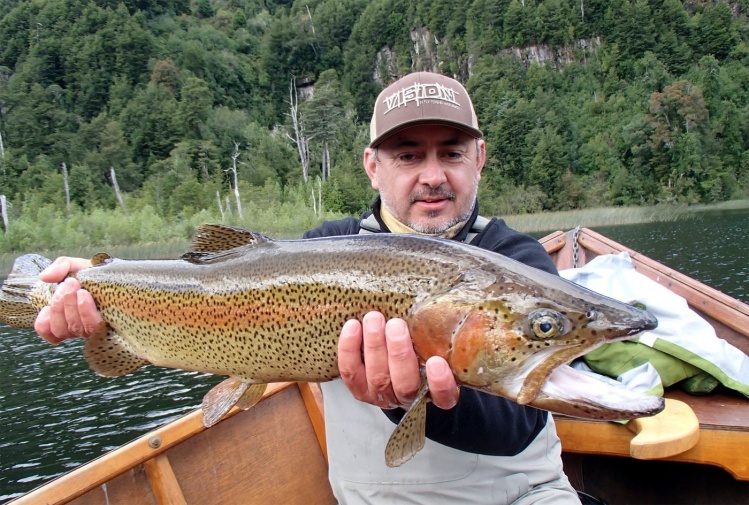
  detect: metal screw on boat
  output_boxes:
[148,435,162,449]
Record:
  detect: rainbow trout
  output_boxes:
[0,224,662,466]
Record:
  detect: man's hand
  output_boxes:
[337,311,459,410]
[33,257,103,344]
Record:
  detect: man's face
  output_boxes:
[364,124,485,234]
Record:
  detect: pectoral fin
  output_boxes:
[83,322,149,377]
[385,370,430,467]
[202,378,267,427]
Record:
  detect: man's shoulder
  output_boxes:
[304,216,361,238]
[473,218,558,275]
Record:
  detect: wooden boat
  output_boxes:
[9,227,749,505]
[542,228,749,504]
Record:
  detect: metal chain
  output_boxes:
[572,225,581,269]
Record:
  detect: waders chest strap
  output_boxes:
[358,214,489,244]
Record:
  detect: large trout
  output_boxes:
[0,224,662,466]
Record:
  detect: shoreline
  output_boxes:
[504,200,749,234]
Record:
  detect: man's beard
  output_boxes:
[405,186,475,235]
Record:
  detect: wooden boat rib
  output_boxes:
[9,228,749,504]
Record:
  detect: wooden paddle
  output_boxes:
[626,398,700,459]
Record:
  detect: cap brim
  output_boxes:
[369,119,483,148]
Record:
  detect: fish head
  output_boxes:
[407,264,659,418]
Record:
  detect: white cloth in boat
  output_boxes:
[561,252,749,398]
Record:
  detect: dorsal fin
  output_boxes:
[182,224,271,264]
[90,253,113,266]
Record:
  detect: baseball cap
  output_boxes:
[369,72,483,148]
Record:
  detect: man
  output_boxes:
[34,72,580,504]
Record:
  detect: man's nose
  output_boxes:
[418,156,447,187]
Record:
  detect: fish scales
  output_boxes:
[75,237,453,382]
[0,224,665,467]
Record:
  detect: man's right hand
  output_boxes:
[337,311,460,411]
[34,257,102,345]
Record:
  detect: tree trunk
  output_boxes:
[287,77,311,183]
[321,143,331,181]
[217,190,225,221]
[0,195,8,232]
[311,185,317,216]
[110,167,126,211]
[61,162,70,210]
[229,142,243,219]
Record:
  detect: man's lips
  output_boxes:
[414,198,449,210]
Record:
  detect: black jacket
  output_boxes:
[304,199,559,456]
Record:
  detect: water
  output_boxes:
[0,333,223,502]
[593,208,747,304]
[0,209,746,501]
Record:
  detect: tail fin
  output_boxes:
[0,254,54,328]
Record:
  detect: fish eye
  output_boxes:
[528,309,567,340]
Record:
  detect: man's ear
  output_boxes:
[476,139,486,177]
[363,147,379,190]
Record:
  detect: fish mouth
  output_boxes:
[587,307,658,337]
[529,365,665,420]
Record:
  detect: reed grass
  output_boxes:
[1,200,746,276]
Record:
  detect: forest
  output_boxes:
[0,0,748,252]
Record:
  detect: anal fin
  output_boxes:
[83,322,149,377]
[385,369,430,467]
[201,378,267,427]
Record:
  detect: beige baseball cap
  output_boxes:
[369,72,483,148]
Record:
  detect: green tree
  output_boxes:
[302,70,355,181]
[178,76,214,139]
[503,0,532,47]
[466,0,507,54]
[646,80,710,198]
[526,126,569,209]
[535,0,570,47]
[196,0,214,18]
[119,82,181,167]
[696,2,737,61]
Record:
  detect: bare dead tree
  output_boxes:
[61,162,70,210]
[310,176,323,216]
[286,77,312,183]
[216,190,225,221]
[0,66,10,164]
[110,167,126,211]
[580,0,584,20]
[0,195,8,232]
[311,185,317,216]
[321,142,330,181]
[226,142,243,219]
[306,5,319,57]
[317,176,322,215]
[225,195,232,215]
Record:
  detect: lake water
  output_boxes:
[0,208,747,502]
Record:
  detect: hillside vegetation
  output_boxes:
[0,0,748,251]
